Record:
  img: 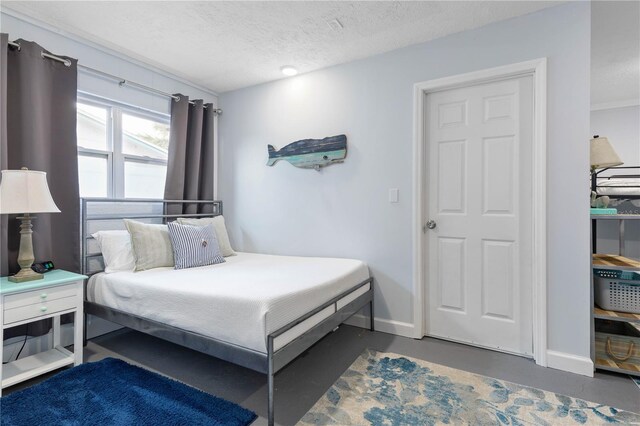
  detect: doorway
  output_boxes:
[412,59,547,364]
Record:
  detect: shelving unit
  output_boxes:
[591,214,640,377]
[593,253,640,269]
[594,307,640,323]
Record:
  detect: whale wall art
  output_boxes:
[266,134,347,169]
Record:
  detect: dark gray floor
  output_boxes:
[5,326,640,425]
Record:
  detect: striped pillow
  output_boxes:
[167,222,225,270]
[176,216,236,257]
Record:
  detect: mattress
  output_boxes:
[87,252,369,354]
[596,178,640,214]
[597,178,640,197]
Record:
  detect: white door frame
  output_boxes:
[412,58,548,366]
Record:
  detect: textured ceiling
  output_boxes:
[591,1,640,106]
[2,1,561,93]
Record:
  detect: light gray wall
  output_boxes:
[1,11,217,113]
[220,2,592,358]
[591,106,640,168]
[592,106,640,260]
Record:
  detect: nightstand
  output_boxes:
[0,270,86,395]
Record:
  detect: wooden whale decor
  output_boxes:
[266,134,347,169]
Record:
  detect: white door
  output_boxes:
[424,75,534,357]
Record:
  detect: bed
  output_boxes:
[81,199,373,426]
[594,166,640,214]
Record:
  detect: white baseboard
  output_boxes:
[546,350,594,377]
[344,314,416,338]
[4,319,594,379]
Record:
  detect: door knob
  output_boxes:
[423,220,437,233]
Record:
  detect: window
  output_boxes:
[76,96,169,199]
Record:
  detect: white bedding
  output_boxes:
[597,178,640,197]
[87,252,369,354]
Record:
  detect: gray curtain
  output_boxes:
[1,34,8,277]
[164,95,214,215]
[1,36,79,338]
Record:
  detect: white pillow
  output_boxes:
[176,215,236,257]
[92,230,135,273]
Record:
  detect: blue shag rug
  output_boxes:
[0,357,256,426]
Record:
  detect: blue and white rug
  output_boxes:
[300,350,640,425]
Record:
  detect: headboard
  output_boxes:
[80,198,222,275]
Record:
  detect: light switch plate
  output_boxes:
[389,188,399,203]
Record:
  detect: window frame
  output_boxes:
[77,93,170,199]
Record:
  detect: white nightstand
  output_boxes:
[0,270,86,395]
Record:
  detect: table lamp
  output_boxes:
[591,135,623,171]
[590,135,623,192]
[0,168,60,283]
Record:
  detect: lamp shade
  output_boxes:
[590,136,623,169]
[0,169,60,214]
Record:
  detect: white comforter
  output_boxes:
[87,252,369,354]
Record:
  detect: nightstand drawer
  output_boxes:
[3,283,77,310]
[4,296,77,325]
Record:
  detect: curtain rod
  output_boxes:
[7,40,222,114]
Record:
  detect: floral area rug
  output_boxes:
[299,349,640,425]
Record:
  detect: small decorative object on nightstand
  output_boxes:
[0,270,86,396]
[0,168,60,283]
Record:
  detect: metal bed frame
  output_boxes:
[80,198,374,426]
[593,166,640,200]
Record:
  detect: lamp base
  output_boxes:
[10,214,43,283]
[9,268,43,283]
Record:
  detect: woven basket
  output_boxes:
[595,321,640,368]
